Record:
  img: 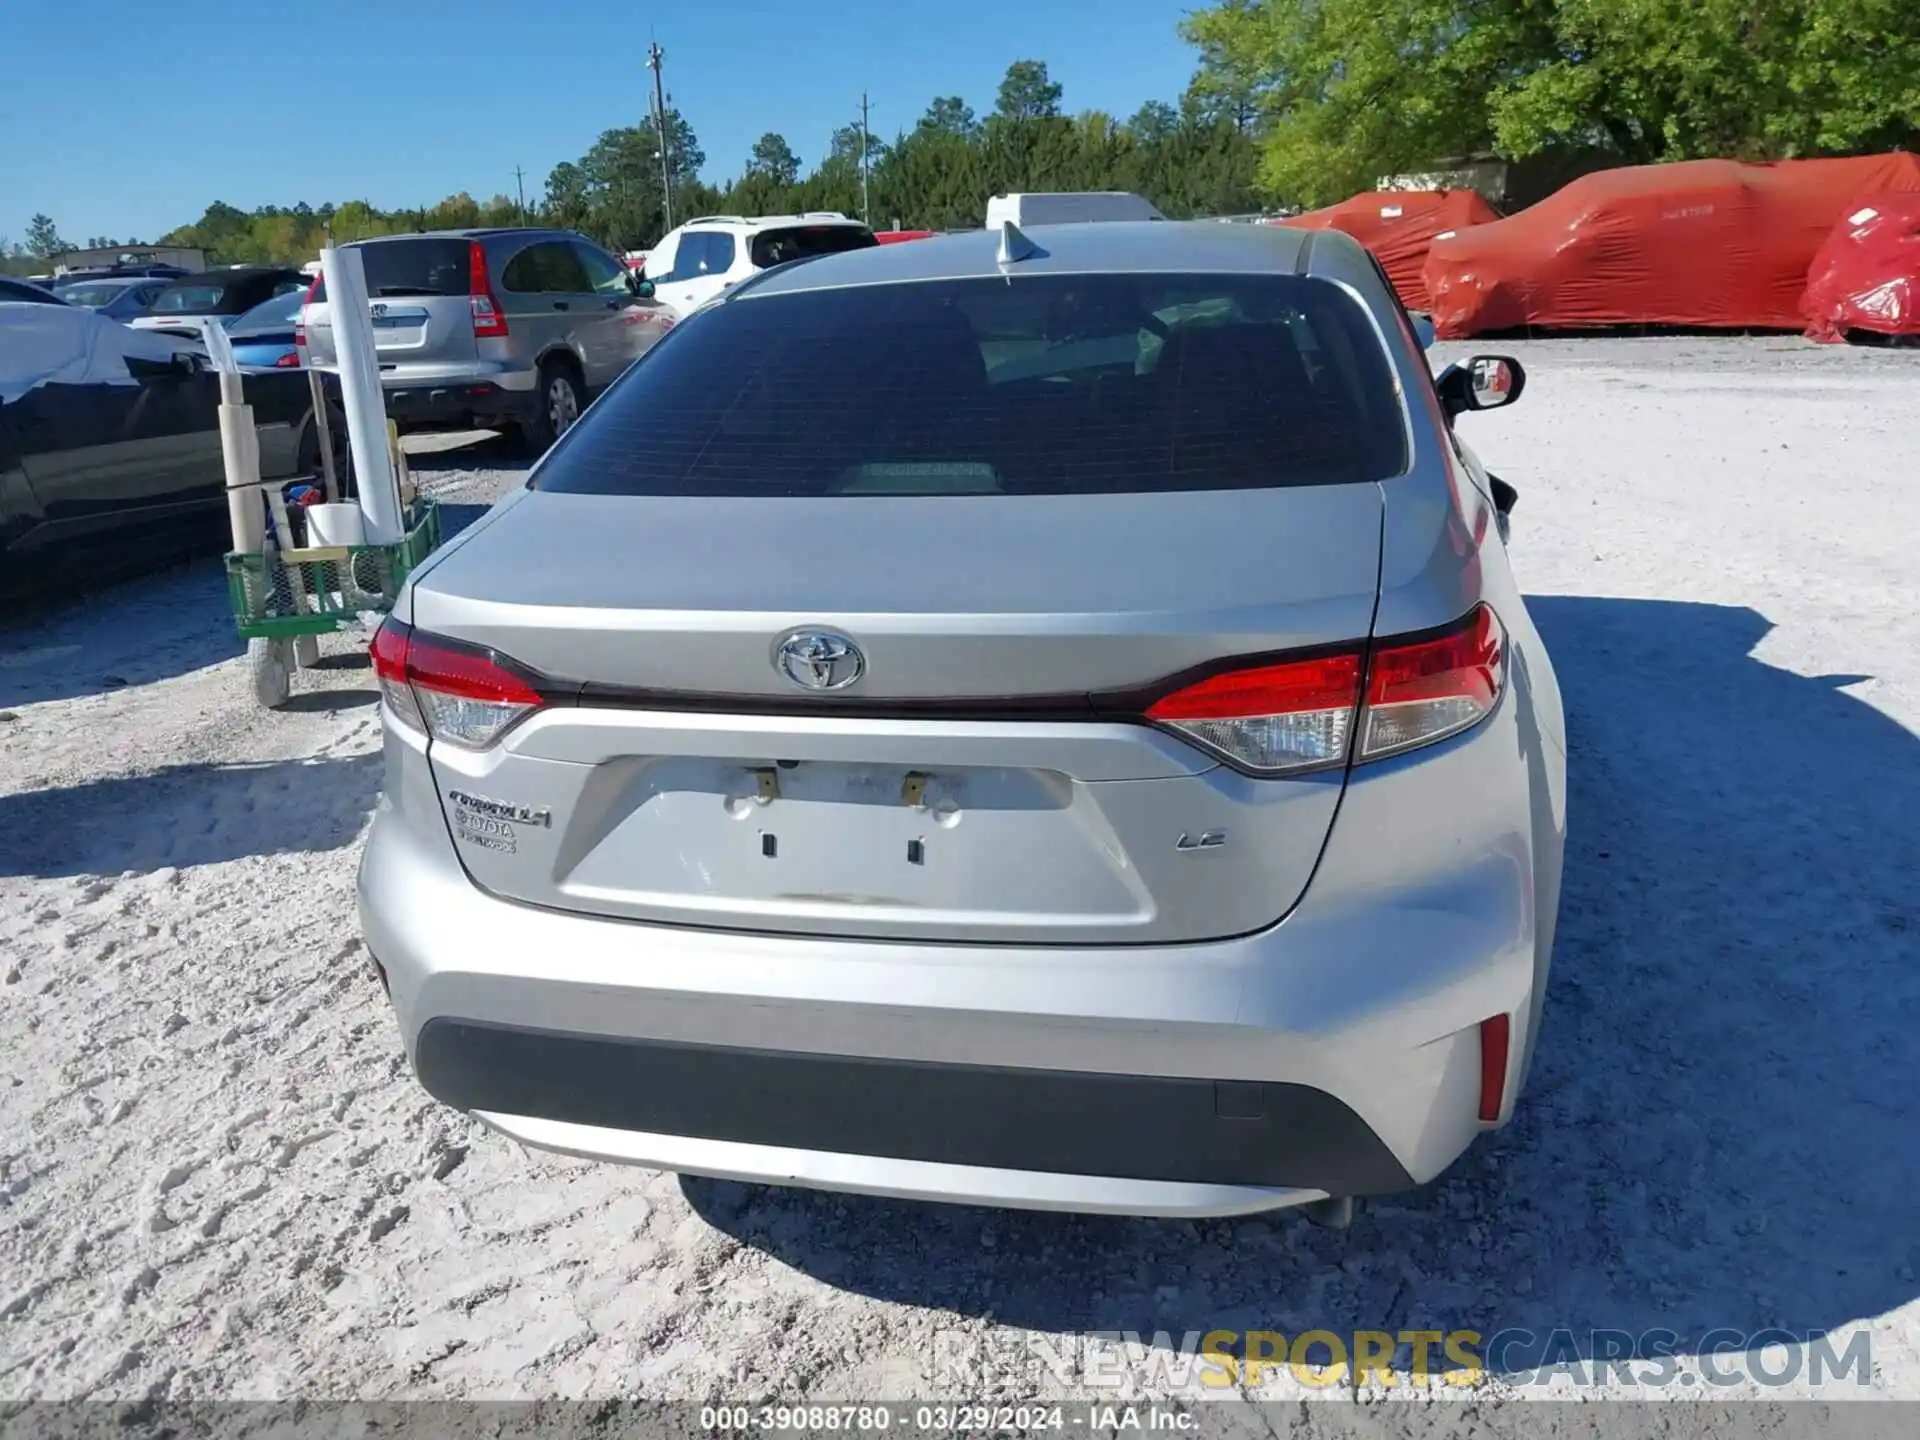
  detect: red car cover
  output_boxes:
[1801,193,1920,342]
[1270,190,1498,311]
[1424,153,1920,337]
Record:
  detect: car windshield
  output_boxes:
[150,282,233,313]
[747,225,880,269]
[50,282,128,307]
[537,272,1408,498]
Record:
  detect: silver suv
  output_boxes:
[301,228,675,451]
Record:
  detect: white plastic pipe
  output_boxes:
[320,246,404,544]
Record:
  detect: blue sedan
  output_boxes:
[224,287,307,369]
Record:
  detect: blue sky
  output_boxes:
[0,0,1203,248]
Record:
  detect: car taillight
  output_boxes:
[1143,605,1505,775]
[468,240,508,338]
[294,272,319,349]
[1357,604,1505,761]
[369,618,541,749]
[1146,652,1361,776]
[274,351,301,368]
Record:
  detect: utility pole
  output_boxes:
[513,165,527,223]
[646,40,675,234]
[857,91,873,225]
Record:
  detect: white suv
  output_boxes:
[645,212,877,317]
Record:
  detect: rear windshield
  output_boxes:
[151,282,236,313]
[536,273,1408,498]
[747,224,879,270]
[313,238,470,301]
[233,289,306,329]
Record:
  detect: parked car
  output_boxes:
[1,302,339,607]
[129,266,306,339]
[357,221,1565,1222]
[57,263,191,281]
[645,212,877,317]
[300,228,674,452]
[225,287,307,369]
[0,277,67,305]
[52,275,173,321]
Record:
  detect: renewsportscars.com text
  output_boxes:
[931,1327,1872,1391]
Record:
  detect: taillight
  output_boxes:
[369,618,542,749]
[1358,604,1505,761]
[468,240,508,338]
[1143,605,1505,775]
[294,272,318,349]
[1478,1013,1511,1122]
[1146,653,1361,776]
[274,351,301,368]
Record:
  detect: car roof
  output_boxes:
[730,220,1371,300]
[678,213,866,233]
[352,227,584,244]
[155,266,298,284]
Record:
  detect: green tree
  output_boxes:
[1491,0,1920,163]
[25,213,67,259]
[995,59,1063,121]
[919,96,979,137]
[747,132,801,186]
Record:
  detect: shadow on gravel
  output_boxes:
[0,562,243,709]
[0,754,379,878]
[684,596,1920,1377]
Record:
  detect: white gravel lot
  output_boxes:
[2,338,1918,1414]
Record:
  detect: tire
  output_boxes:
[297,404,355,499]
[518,360,583,456]
[293,634,321,669]
[248,637,293,709]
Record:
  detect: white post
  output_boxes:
[205,319,267,565]
[320,245,404,544]
[306,365,340,503]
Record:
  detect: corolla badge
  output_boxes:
[775,630,864,691]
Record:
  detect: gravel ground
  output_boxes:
[2,338,1918,1413]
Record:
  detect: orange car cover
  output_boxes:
[1271,190,1498,311]
[1801,193,1920,342]
[1424,153,1920,337]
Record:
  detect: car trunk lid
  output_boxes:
[408,485,1383,944]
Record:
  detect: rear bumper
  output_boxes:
[381,380,533,431]
[416,1021,1411,1197]
[357,695,1558,1215]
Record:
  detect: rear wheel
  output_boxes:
[518,360,583,455]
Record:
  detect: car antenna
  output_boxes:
[996,219,1043,266]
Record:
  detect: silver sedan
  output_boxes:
[357,218,1566,1221]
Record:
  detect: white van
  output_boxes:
[984,192,1167,228]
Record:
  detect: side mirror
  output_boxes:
[1436,354,1525,418]
[629,271,655,299]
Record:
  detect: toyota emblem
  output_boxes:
[774,631,864,691]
